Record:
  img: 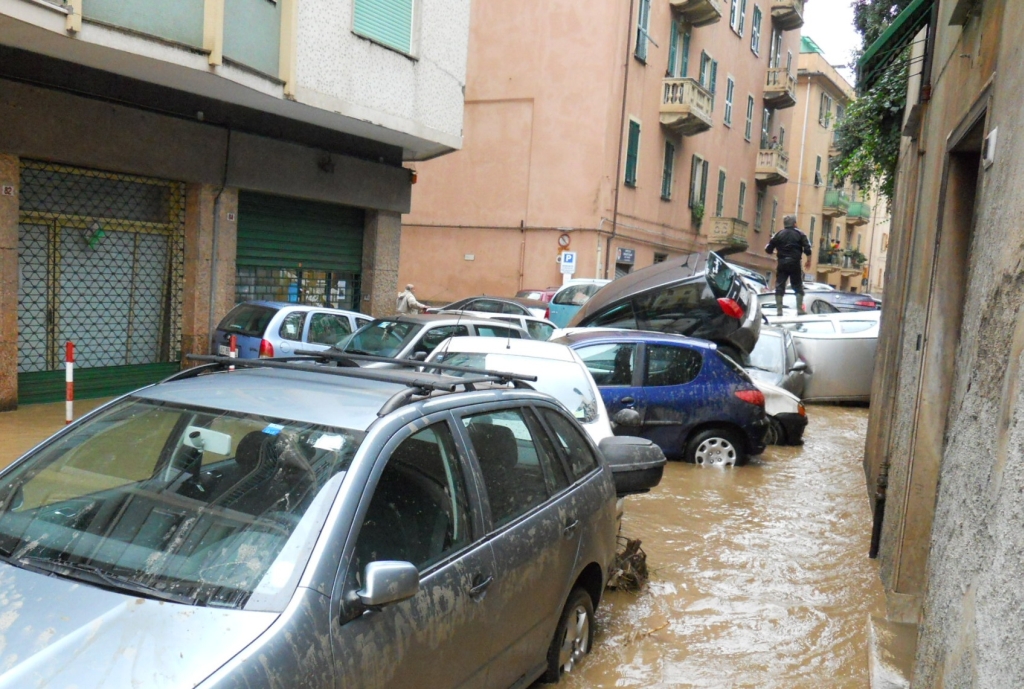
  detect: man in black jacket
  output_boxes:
[765,215,812,314]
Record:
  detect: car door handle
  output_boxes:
[563,519,580,538]
[620,397,635,406]
[468,575,493,598]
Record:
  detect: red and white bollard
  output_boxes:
[229,335,237,371]
[65,341,75,425]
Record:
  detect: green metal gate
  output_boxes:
[235,192,364,310]
[16,161,185,404]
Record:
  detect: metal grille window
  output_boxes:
[17,161,185,379]
[235,266,358,309]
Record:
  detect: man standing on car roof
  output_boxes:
[765,215,812,315]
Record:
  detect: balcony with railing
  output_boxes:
[670,0,724,27]
[755,149,789,186]
[847,201,872,226]
[706,217,750,255]
[818,248,866,275]
[660,78,714,136]
[771,0,805,30]
[764,68,797,109]
[823,188,850,217]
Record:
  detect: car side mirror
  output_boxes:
[357,561,419,609]
[789,360,808,372]
[411,351,428,362]
[611,408,641,427]
[598,436,666,497]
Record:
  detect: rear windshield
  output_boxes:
[554,284,602,306]
[705,253,736,298]
[342,320,422,358]
[217,304,277,337]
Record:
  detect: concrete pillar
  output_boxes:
[361,210,402,318]
[0,155,19,411]
[181,184,237,362]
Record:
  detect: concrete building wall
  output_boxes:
[865,0,1024,685]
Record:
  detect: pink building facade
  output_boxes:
[401,0,804,302]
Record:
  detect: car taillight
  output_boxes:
[798,402,807,417]
[734,389,765,407]
[717,298,744,319]
[855,299,876,308]
[258,339,274,358]
[544,307,550,319]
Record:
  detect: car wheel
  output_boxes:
[686,428,746,467]
[765,417,786,446]
[543,587,594,682]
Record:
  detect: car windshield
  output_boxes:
[0,398,363,612]
[553,284,601,306]
[217,304,277,337]
[431,352,600,423]
[747,332,783,373]
[342,320,423,357]
[704,253,736,298]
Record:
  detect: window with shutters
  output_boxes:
[745,95,754,141]
[754,189,765,232]
[814,156,823,186]
[809,217,816,246]
[769,28,783,68]
[819,92,834,128]
[661,140,676,200]
[709,60,718,110]
[689,155,708,209]
[635,0,651,62]
[738,181,747,221]
[681,30,691,76]
[715,169,726,217]
[724,78,735,126]
[751,6,762,54]
[668,22,679,75]
[669,23,691,78]
[737,0,747,35]
[353,0,415,55]
[729,0,739,30]
[699,51,710,88]
[770,198,778,234]
[761,106,772,148]
[625,120,641,187]
[779,126,786,147]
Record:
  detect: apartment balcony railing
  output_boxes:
[822,188,850,217]
[771,0,805,30]
[847,201,872,226]
[669,0,724,27]
[755,149,789,186]
[706,217,750,255]
[660,78,714,136]
[817,250,865,275]
[764,68,797,109]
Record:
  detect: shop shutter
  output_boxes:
[353,0,414,54]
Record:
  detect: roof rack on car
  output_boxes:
[181,353,537,417]
[292,349,537,384]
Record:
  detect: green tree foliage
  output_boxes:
[831,0,916,206]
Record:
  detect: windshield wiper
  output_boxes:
[745,365,775,372]
[13,556,198,605]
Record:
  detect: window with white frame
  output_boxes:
[769,28,783,68]
[751,6,762,54]
[745,95,754,141]
[353,0,415,55]
[635,0,651,62]
[737,0,748,36]
[689,155,709,209]
[738,181,747,221]
[761,106,772,148]
[819,92,834,128]
[729,0,740,30]
[724,78,735,126]
[661,140,676,200]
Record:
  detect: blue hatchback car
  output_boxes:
[555,331,769,466]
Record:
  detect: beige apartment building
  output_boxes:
[780,37,890,295]
[399,0,805,302]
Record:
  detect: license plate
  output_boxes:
[217,345,230,356]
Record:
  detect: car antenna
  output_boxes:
[438,302,464,363]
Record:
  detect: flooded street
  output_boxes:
[0,401,884,687]
[561,405,884,688]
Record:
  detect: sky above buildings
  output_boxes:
[803,1,860,85]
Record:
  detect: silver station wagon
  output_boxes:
[0,353,663,688]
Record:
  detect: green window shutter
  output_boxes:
[353,0,414,54]
[625,121,641,187]
[635,0,650,61]
[701,160,709,205]
[681,31,691,77]
[699,51,709,86]
[751,7,761,53]
[668,22,678,76]
[716,170,726,217]
[689,155,699,208]
[709,60,718,110]
[738,181,746,220]
[662,141,675,199]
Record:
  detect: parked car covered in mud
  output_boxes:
[745,325,809,397]
[0,352,666,688]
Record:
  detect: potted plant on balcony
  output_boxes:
[691,203,705,225]
[844,249,868,267]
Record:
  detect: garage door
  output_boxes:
[235,192,365,310]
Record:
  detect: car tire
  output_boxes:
[686,428,747,467]
[542,587,595,683]
[765,417,786,446]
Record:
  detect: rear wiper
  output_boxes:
[14,557,198,605]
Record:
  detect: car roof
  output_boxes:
[435,336,577,362]
[553,328,718,350]
[570,252,708,321]
[771,310,881,324]
[452,295,548,309]
[374,313,523,329]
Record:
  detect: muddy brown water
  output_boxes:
[0,401,883,687]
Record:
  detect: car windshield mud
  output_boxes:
[747,332,784,373]
[0,398,363,612]
[431,352,600,423]
[342,320,423,357]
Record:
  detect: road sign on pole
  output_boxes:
[560,251,577,275]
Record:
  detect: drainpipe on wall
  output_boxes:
[207,129,232,349]
[606,0,636,280]
[794,79,813,220]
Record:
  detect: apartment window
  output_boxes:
[699,51,710,87]
[635,0,651,62]
[661,140,676,200]
[751,6,762,54]
[668,22,679,76]
[737,0,748,36]
[769,28,783,68]
[625,120,641,187]
[786,50,793,73]
[689,155,709,209]
[745,95,754,141]
[668,24,691,77]
[654,252,668,264]
[715,169,727,217]
[754,189,765,231]
[770,198,778,234]
[809,216,816,245]
[353,0,415,54]
[837,104,846,123]
[779,126,786,147]
[814,156,823,186]
[710,60,719,109]
[738,181,747,221]
[729,0,739,30]
[681,30,691,76]
[761,106,772,148]
[819,92,834,128]
[823,217,833,242]
[724,78,735,126]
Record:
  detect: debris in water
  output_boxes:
[607,536,648,591]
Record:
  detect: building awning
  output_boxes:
[857,0,935,91]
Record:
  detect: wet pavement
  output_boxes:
[0,400,883,687]
[559,405,884,688]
